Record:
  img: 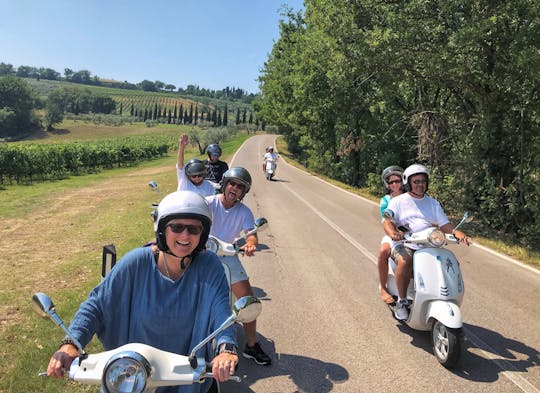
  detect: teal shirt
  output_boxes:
[379,194,392,219]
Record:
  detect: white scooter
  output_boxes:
[383,211,473,368]
[265,158,276,181]
[32,292,261,392]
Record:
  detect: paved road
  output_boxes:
[223,134,540,393]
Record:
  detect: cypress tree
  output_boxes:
[178,104,184,124]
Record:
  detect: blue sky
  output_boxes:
[0,0,304,93]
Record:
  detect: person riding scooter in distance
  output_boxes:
[377,166,405,304]
[177,134,215,197]
[383,163,470,320]
[204,143,229,184]
[262,146,279,174]
[206,167,272,366]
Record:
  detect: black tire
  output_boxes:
[431,320,462,368]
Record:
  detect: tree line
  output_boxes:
[255,0,539,250]
[0,62,255,103]
[0,76,261,138]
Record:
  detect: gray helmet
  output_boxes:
[154,191,212,255]
[403,163,429,192]
[207,144,222,158]
[381,165,404,189]
[185,158,207,177]
[221,166,252,196]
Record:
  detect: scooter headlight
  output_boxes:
[103,351,150,393]
[206,237,220,254]
[428,229,446,247]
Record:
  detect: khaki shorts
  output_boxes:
[391,243,416,261]
[220,255,249,284]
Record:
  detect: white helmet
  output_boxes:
[154,191,212,254]
[403,163,429,191]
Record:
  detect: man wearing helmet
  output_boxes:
[204,143,229,184]
[206,167,272,366]
[177,134,215,196]
[262,146,279,174]
[383,163,470,320]
[47,191,239,391]
[377,166,405,304]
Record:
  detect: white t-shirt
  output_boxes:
[264,152,279,162]
[206,194,255,244]
[386,192,449,250]
[176,164,215,197]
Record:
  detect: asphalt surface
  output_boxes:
[221,134,540,393]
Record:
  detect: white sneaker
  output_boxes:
[395,299,409,320]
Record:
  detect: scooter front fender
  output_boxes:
[425,300,463,329]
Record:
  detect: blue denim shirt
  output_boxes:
[68,246,235,393]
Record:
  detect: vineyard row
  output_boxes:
[0,135,177,185]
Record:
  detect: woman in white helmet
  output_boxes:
[177,133,215,196]
[383,164,470,321]
[47,191,238,392]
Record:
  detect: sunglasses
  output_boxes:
[190,174,204,179]
[412,179,427,185]
[228,180,246,191]
[388,179,402,185]
[167,223,203,235]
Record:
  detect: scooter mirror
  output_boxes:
[31,293,86,355]
[148,181,159,191]
[383,209,395,219]
[32,292,54,318]
[454,211,474,231]
[233,296,262,323]
[254,217,268,231]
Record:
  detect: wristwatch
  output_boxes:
[219,342,238,356]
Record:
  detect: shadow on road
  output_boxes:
[222,328,349,393]
[395,318,539,382]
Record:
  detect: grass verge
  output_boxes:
[0,132,250,393]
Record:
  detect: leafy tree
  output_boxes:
[0,76,38,137]
[258,0,540,248]
[38,67,60,80]
[71,70,92,83]
[16,66,37,78]
[140,80,157,92]
[0,62,15,76]
[44,89,64,130]
[64,68,73,80]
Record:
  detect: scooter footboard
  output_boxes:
[424,300,462,329]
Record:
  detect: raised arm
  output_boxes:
[177,134,189,169]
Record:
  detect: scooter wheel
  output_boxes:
[431,321,462,368]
